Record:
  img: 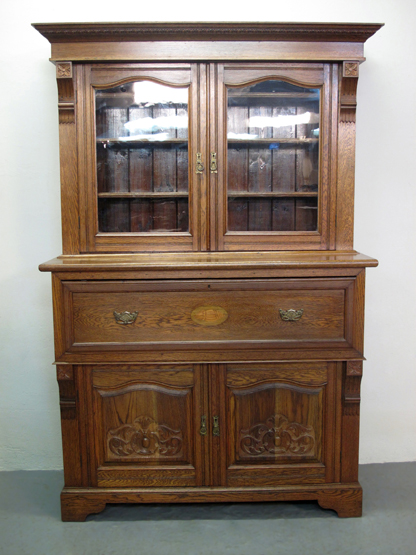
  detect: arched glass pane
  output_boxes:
[95,81,189,233]
[227,80,320,232]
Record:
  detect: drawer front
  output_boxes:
[62,279,353,351]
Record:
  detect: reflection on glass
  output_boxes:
[227,80,320,232]
[95,80,189,233]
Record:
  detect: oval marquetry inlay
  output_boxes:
[191,305,228,326]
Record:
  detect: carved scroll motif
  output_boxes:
[240,414,315,457]
[108,416,183,457]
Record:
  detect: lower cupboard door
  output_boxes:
[215,362,341,487]
[87,365,205,487]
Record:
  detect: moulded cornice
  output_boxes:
[32,22,384,44]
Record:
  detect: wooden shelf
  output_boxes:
[227,138,318,144]
[96,92,134,99]
[98,192,189,198]
[228,191,318,198]
[228,92,319,99]
[97,138,188,145]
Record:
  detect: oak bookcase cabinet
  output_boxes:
[35,22,381,521]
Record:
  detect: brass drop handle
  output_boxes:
[196,152,204,174]
[113,311,139,325]
[210,152,218,173]
[279,309,304,322]
[213,415,220,437]
[200,415,208,436]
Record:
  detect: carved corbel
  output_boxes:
[343,361,363,416]
[340,61,359,123]
[57,365,76,420]
[56,62,75,124]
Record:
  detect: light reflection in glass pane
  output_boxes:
[95,80,189,233]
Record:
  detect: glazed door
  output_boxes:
[79,62,336,253]
[85,365,206,487]
[211,63,334,251]
[212,362,341,487]
[80,63,205,253]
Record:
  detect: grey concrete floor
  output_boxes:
[0,463,415,555]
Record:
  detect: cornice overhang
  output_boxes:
[33,22,384,44]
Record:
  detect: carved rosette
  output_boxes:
[108,416,183,457]
[344,361,363,416]
[56,62,72,78]
[240,414,315,457]
[343,61,359,78]
[56,62,75,124]
[347,360,363,376]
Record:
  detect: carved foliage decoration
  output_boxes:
[108,416,183,457]
[240,414,315,457]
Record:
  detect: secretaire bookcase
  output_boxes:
[34,22,381,521]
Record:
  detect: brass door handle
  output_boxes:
[113,311,139,324]
[200,415,208,436]
[213,415,220,437]
[196,152,204,174]
[210,152,218,173]
[279,309,304,321]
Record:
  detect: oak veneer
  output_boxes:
[36,22,381,520]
